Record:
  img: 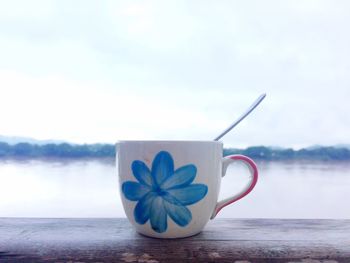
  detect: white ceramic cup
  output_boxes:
[117,140,258,238]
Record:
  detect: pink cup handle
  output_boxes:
[211,154,258,219]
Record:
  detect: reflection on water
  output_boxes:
[0,158,349,219]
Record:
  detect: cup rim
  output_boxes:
[117,140,223,145]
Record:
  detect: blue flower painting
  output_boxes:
[122,151,208,233]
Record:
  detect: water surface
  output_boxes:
[0,159,349,218]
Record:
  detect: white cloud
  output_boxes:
[0,0,349,148]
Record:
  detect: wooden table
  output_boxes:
[0,218,349,262]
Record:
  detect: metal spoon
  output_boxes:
[214,93,266,141]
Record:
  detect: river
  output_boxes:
[0,158,349,218]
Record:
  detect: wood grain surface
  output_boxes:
[0,218,349,262]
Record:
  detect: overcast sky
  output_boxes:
[0,0,349,148]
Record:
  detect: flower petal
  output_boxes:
[134,191,157,224]
[122,181,150,201]
[150,196,168,233]
[132,160,153,186]
[164,201,192,227]
[161,191,183,205]
[151,151,174,186]
[167,184,208,205]
[161,164,196,190]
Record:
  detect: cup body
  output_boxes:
[117,140,222,238]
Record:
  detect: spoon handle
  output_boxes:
[214,93,266,141]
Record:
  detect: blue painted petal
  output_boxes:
[161,164,196,190]
[134,191,157,224]
[151,151,174,186]
[167,184,208,205]
[161,191,183,205]
[132,160,153,186]
[164,201,192,227]
[122,181,150,201]
[150,196,167,233]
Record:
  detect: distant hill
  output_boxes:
[224,146,350,161]
[0,141,114,158]
[0,141,349,161]
[334,144,350,150]
[306,144,350,150]
[0,135,67,145]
